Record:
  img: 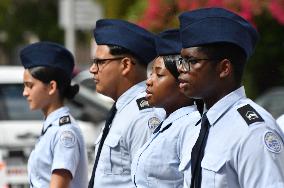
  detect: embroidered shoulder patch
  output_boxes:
[148,117,161,131]
[264,131,283,153]
[60,130,76,148]
[59,115,71,126]
[237,104,264,125]
[136,97,151,110]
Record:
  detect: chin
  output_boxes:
[179,88,190,97]
[146,98,155,107]
[29,106,37,111]
[95,86,104,95]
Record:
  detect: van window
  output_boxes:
[0,84,42,120]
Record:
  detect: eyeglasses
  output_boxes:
[92,56,125,71]
[176,57,213,72]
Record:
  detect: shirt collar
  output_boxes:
[43,106,70,130]
[161,105,198,130]
[206,86,246,125]
[116,81,146,112]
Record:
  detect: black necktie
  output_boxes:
[88,103,117,188]
[153,121,163,134]
[41,124,52,136]
[190,114,210,188]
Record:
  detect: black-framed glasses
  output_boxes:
[92,56,125,71]
[176,57,213,72]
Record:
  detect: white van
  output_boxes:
[0,66,111,187]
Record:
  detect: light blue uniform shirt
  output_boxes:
[28,107,88,188]
[131,105,200,188]
[184,86,284,188]
[276,114,284,133]
[93,81,165,188]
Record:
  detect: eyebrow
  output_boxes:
[152,65,164,72]
[23,81,33,86]
[185,55,196,59]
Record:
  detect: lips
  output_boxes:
[93,77,99,83]
[178,76,188,84]
[178,76,190,89]
[146,89,152,95]
[145,89,152,100]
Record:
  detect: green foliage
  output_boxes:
[126,1,148,22]
[245,12,284,98]
[97,0,140,19]
[0,0,63,57]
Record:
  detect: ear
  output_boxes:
[120,57,133,76]
[48,80,58,95]
[218,59,232,79]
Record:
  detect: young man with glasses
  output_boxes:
[88,19,165,188]
[177,7,284,188]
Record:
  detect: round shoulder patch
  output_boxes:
[60,130,76,148]
[263,131,283,153]
[148,117,161,131]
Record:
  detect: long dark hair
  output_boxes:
[163,55,180,80]
[28,66,79,99]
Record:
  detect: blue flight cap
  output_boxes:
[179,7,259,58]
[20,41,74,78]
[93,19,156,64]
[155,28,182,56]
[155,29,181,79]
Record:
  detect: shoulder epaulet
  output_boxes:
[237,104,264,126]
[59,115,71,126]
[136,97,151,110]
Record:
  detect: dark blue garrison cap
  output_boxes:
[179,7,259,58]
[155,29,181,79]
[20,41,74,78]
[155,28,182,56]
[93,19,156,64]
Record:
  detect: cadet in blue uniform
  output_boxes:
[177,7,284,188]
[20,42,88,188]
[131,29,201,188]
[88,19,165,188]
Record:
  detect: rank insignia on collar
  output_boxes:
[237,104,264,125]
[136,97,150,110]
[59,115,71,126]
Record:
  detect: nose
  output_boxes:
[176,63,184,73]
[146,76,152,87]
[89,63,98,74]
[23,86,28,97]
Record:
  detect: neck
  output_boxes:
[42,100,64,118]
[165,98,194,117]
[204,84,240,109]
[114,77,145,101]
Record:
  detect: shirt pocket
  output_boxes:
[103,134,127,175]
[201,154,227,187]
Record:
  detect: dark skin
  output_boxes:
[49,170,72,188]
[146,56,193,116]
[178,47,240,109]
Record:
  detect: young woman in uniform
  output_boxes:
[131,29,202,188]
[20,41,88,188]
